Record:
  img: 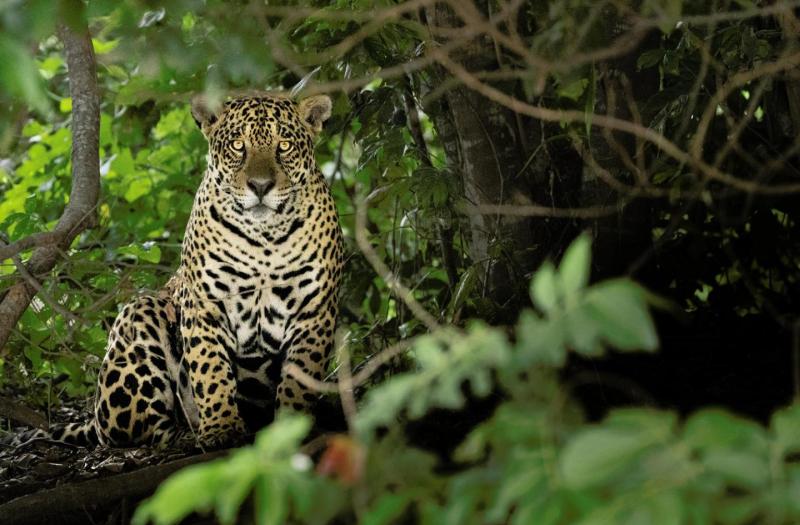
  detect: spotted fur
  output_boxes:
[26,93,343,448]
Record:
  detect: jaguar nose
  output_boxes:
[247,179,275,199]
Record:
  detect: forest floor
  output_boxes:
[0,399,234,525]
[0,395,350,525]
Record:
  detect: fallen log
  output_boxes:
[0,449,229,525]
[0,398,48,431]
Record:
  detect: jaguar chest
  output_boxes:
[190,224,325,345]
[221,262,319,357]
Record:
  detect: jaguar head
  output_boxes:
[191,93,331,216]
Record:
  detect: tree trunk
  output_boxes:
[778,12,800,136]
[0,17,100,350]
[424,3,581,316]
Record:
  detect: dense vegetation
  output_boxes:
[2,0,800,523]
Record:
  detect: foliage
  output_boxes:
[1,100,202,398]
[133,415,344,525]
[2,0,797,400]
[135,236,800,525]
[2,0,800,523]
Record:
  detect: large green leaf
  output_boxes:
[584,279,658,352]
[531,261,558,313]
[558,233,591,296]
[560,423,665,489]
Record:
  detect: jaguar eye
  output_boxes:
[278,140,292,152]
[231,140,245,153]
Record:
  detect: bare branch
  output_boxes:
[335,334,358,434]
[466,203,623,219]
[285,339,414,394]
[432,48,800,195]
[0,232,62,263]
[6,247,84,327]
[355,199,440,331]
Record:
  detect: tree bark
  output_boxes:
[0,19,100,350]
[778,12,800,136]
[401,79,460,291]
[425,3,580,315]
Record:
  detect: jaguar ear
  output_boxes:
[297,95,332,135]
[190,95,223,137]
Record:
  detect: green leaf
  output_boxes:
[772,404,800,456]
[100,113,113,146]
[512,491,565,525]
[112,148,136,176]
[38,55,63,79]
[684,409,768,453]
[702,451,769,489]
[359,374,416,431]
[255,413,312,458]
[133,462,225,525]
[634,492,684,525]
[531,262,558,314]
[564,305,604,356]
[558,233,591,296]
[135,415,312,525]
[153,108,192,140]
[92,38,119,54]
[254,475,287,525]
[560,426,661,489]
[637,49,665,70]
[286,476,346,525]
[357,326,511,437]
[119,243,162,264]
[124,177,153,203]
[215,452,259,524]
[447,265,479,320]
[515,310,567,366]
[577,492,683,525]
[557,77,589,101]
[487,449,548,521]
[584,279,658,352]
[363,493,412,525]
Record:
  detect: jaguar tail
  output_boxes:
[11,420,99,448]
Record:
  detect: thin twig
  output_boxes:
[335,332,358,434]
[355,198,440,331]
[284,338,414,394]
[0,232,63,262]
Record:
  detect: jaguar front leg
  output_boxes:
[277,294,338,412]
[181,304,245,447]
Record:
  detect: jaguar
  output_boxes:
[25,92,343,448]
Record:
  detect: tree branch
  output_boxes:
[0,232,61,262]
[0,19,100,350]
